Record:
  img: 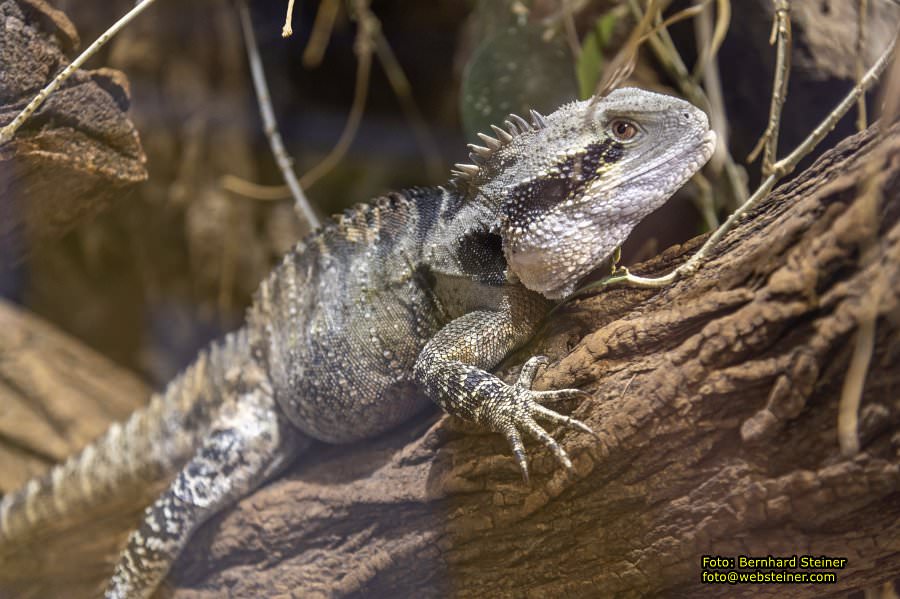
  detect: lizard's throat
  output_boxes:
[504,222,624,300]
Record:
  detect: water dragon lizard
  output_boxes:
[0,87,716,597]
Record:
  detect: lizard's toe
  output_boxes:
[501,426,530,484]
[516,356,593,405]
[532,402,597,438]
[497,387,596,481]
[487,361,596,482]
[532,388,593,403]
[516,356,550,388]
[520,416,574,473]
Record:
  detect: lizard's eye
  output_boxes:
[609,119,639,142]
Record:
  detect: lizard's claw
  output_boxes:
[488,356,596,484]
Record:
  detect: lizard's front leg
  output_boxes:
[414,288,594,482]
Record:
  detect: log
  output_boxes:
[163,124,900,597]
[0,0,147,266]
[0,299,149,492]
[0,299,150,598]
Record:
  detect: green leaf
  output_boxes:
[576,11,620,100]
[460,2,578,141]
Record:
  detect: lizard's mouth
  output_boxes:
[699,129,718,165]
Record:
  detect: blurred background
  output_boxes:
[2,0,898,389]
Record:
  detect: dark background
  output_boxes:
[4,0,896,388]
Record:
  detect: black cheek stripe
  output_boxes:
[501,139,625,232]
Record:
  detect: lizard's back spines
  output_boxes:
[248,187,450,325]
[450,109,550,190]
[0,329,251,545]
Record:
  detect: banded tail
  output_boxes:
[0,330,250,544]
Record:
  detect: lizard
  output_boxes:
[0,87,716,598]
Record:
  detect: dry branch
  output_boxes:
[0,0,156,145]
[238,0,319,229]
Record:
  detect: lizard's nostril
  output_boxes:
[682,112,690,120]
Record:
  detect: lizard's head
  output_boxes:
[454,87,716,299]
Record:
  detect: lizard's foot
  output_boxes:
[487,356,596,484]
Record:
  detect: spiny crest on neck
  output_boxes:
[450,109,549,187]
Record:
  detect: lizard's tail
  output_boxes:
[0,329,248,545]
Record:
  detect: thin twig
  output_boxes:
[219,200,239,320]
[358,4,444,181]
[220,175,291,201]
[837,171,884,457]
[594,0,661,96]
[747,0,792,176]
[373,38,444,181]
[838,167,886,458]
[238,0,320,228]
[880,39,900,123]
[620,372,637,399]
[300,0,374,189]
[303,0,341,67]
[655,2,709,37]
[837,32,900,458]
[838,310,876,456]
[594,0,709,98]
[626,0,701,105]
[694,0,730,205]
[282,0,297,38]
[562,0,582,60]
[291,0,443,183]
[582,33,897,292]
[691,172,719,231]
[856,0,869,131]
[0,0,159,144]
[772,34,893,178]
[692,0,730,83]
[625,0,748,209]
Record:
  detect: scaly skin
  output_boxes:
[0,88,716,598]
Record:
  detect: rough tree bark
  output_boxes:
[0,300,152,599]
[2,126,898,598]
[0,0,147,265]
[0,300,148,492]
[163,124,899,598]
